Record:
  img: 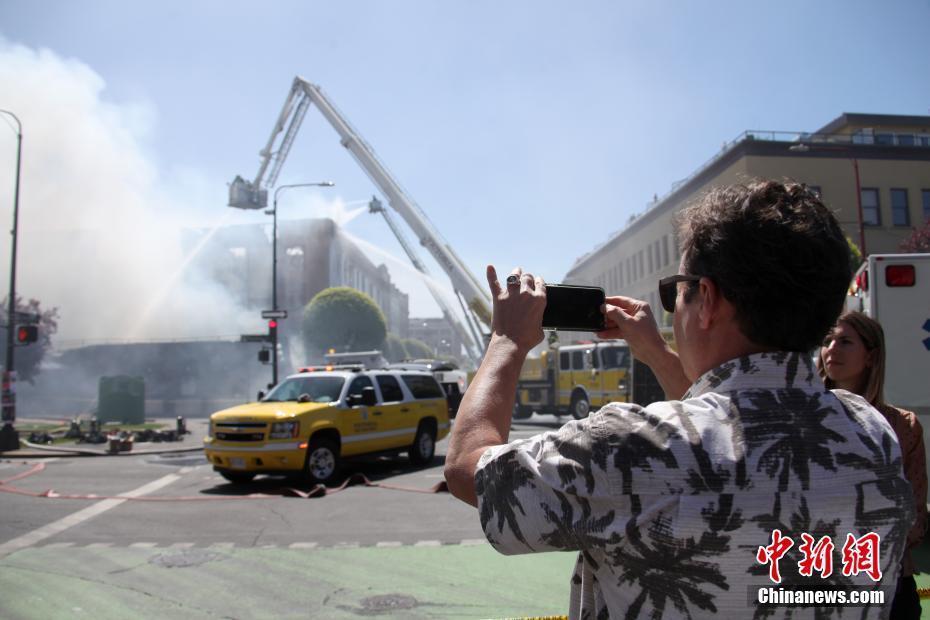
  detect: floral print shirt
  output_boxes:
[476,352,914,619]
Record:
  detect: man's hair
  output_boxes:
[817,311,886,407]
[675,179,851,351]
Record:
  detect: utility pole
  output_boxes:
[0,109,23,451]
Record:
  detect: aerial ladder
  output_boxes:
[367,196,483,363]
[229,77,491,362]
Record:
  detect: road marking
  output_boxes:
[288,542,318,549]
[0,473,180,559]
[170,542,195,548]
[42,542,74,549]
[460,539,487,546]
[414,540,442,547]
[85,542,113,548]
[376,541,403,548]
[332,542,360,549]
[130,542,158,548]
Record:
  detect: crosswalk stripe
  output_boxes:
[288,542,319,549]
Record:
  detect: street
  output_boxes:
[0,416,576,619]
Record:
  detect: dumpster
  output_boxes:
[98,376,145,424]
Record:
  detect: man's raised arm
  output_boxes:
[443,266,546,507]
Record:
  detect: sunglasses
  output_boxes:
[658,275,702,313]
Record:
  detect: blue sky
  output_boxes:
[0,0,929,341]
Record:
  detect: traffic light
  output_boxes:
[16,325,38,344]
[268,319,277,341]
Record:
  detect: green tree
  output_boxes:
[846,236,863,272]
[302,287,387,355]
[401,337,433,360]
[0,296,59,383]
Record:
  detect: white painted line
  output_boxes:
[332,542,360,549]
[0,473,180,559]
[375,541,403,548]
[130,542,157,549]
[169,542,195,549]
[460,539,487,546]
[85,542,114,549]
[42,542,75,549]
[209,543,235,549]
[288,542,318,549]
[414,540,442,547]
[178,467,194,474]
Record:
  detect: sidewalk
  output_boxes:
[0,418,209,458]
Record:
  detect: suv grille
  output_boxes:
[214,422,266,442]
[216,432,265,441]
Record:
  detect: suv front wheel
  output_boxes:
[408,422,436,466]
[304,437,340,485]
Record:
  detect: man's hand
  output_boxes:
[598,295,666,365]
[444,265,544,507]
[598,295,690,399]
[488,266,546,354]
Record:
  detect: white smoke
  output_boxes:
[0,41,262,344]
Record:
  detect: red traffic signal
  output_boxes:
[16,325,38,344]
[268,320,278,329]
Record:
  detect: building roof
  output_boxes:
[815,113,930,135]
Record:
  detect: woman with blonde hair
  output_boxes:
[819,311,927,618]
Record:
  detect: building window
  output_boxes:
[875,133,894,146]
[662,235,669,268]
[861,188,881,226]
[647,244,654,274]
[919,135,930,147]
[638,250,644,279]
[897,134,915,146]
[922,190,930,222]
[890,189,909,226]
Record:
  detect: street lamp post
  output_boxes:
[268,182,334,386]
[0,109,22,451]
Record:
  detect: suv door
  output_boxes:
[339,375,384,456]
[373,374,412,451]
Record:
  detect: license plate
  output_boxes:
[230,457,246,469]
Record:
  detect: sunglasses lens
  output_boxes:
[660,281,675,313]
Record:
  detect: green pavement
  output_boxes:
[0,544,575,619]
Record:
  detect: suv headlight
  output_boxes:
[269,421,299,439]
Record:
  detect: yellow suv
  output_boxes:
[203,366,450,485]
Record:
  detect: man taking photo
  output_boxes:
[445,180,913,619]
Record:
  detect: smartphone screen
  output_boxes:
[542,284,606,331]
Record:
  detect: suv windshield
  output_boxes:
[263,376,345,403]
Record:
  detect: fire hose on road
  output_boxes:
[0,461,448,502]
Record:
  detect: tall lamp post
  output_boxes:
[0,109,22,451]
[267,182,334,386]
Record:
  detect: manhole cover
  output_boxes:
[148,549,222,568]
[359,594,418,613]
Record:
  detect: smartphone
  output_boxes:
[542,284,606,331]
